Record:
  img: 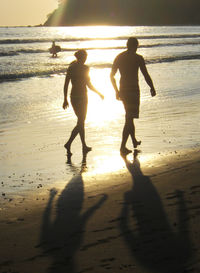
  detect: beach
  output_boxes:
[0,148,200,273]
[0,26,200,272]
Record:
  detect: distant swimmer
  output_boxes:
[110,37,156,155]
[63,49,104,155]
[49,41,61,57]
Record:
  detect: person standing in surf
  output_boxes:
[110,37,156,155]
[63,49,104,155]
[50,41,60,58]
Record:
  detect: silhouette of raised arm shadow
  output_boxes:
[39,152,107,273]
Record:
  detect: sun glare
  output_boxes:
[86,68,123,126]
[84,153,126,176]
[58,26,125,39]
[83,151,157,177]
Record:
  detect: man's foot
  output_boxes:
[83,146,92,154]
[133,140,141,149]
[120,147,132,156]
[64,143,72,155]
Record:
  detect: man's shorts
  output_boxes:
[120,89,140,118]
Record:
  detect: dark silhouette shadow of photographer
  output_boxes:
[120,150,191,272]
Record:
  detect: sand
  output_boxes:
[0,148,200,273]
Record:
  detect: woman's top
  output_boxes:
[67,61,89,98]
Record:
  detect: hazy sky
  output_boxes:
[0,0,58,26]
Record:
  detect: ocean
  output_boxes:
[0,26,200,195]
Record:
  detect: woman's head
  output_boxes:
[74,49,87,63]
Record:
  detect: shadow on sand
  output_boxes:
[39,152,107,273]
[120,150,192,272]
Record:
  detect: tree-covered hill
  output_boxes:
[44,0,200,26]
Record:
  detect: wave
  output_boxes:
[1,54,200,83]
[0,49,45,57]
[147,54,200,64]
[0,34,200,45]
[0,51,19,57]
[0,40,200,57]
[0,67,67,82]
[92,54,200,68]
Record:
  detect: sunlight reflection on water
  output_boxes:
[57,26,141,39]
[82,150,160,178]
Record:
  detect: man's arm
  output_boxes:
[110,61,120,100]
[63,74,70,109]
[139,56,156,97]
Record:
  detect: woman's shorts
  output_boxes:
[71,95,88,118]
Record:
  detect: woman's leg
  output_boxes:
[77,111,92,152]
[64,98,86,154]
[65,96,91,154]
[77,117,86,147]
[64,124,79,154]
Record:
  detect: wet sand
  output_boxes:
[0,148,200,273]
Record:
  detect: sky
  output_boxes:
[0,0,58,26]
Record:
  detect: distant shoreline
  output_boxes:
[0,24,200,28]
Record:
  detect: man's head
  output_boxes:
[127,37,139,52]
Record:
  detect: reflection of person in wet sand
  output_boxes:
[40,152,107,273]
[120,151,191,272]
[63,49,104,155]
[110,37,156,155]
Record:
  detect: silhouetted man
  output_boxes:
[110,37,156,155]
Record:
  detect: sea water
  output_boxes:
[0,26,200,194]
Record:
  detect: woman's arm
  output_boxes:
[86,77,104,99]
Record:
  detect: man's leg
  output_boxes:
[120,115,141,154]
[120,114,132,154]
[129,118,141,148]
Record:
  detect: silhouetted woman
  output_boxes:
[63,49,104,155]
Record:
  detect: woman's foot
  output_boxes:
[83,145,92,154]
[64,142,72,155]
[133,140,141,149]
[120,147,132,156]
